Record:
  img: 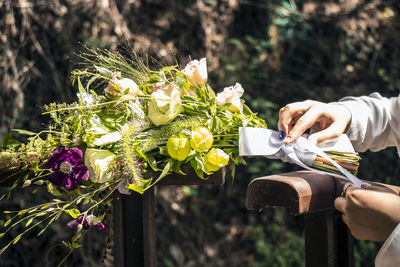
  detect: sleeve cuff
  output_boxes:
[333,99,369,152]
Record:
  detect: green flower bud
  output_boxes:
[22,180,31,188]
[34,180,44,186]
[204,148,229,173]
[190,127,213,152]
[167,133,191,161]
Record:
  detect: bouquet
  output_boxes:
[0,48,266,259]
[312,151,360,176]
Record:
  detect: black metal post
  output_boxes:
[113,188,156,267]
[304,210,354,267]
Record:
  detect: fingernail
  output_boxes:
[279,131,285,140]
[361,182,371,189]
[284,136,291,143]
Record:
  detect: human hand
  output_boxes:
[278,100,351,145]
[334,183,400,242]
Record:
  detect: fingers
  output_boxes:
[279,101,352,145]
[361,184,397,194]
[278,100,315,136]
[334,196,346,212]
[284,105,324,144]
[334,183,357,212]
[308,121,345,144]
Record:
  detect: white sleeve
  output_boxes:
[338,93,400,153]
[375,223,400,267]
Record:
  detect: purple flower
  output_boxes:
[117,178,132,195]
[46,146,89,191]
[67,215,108,231]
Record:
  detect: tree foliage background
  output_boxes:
[1,0,400,266]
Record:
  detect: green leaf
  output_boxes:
[171,160,185,175]
[72,243,82,249]
[94,65,113,78]
[127,181,149,194]
[47,183,62,197]
[25,218,34,227]
[17,210,27,216]
[62,241,71,248]
[91,213,105,223]
[190,157,204,179]
[37,228,46,236]
[149,159,173,186]
[86,76,98,91]
[12,235,21,245]
[158,146,169,156]
[0,242,11,255]
[110,83,122,94]
[4,219,12,227]
[77,77,86,94]
[11,129,36,136]
[158,159,172,181]
[146,153,160,171]
[65,209,81,219]
[175,75,185,87]
[0,233,5,238]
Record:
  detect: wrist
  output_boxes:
[329,102,352,131]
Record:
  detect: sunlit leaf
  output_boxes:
[65,209,81,219]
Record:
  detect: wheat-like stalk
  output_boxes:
[118,119,151,186]
[312,151,360,175]
[140,116,207,153]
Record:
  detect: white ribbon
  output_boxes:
[239,127,363,188]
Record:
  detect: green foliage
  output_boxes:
[246,210,304,267]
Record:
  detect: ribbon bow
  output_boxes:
[239,127,363,188]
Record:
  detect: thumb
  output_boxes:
[308,123,345,144]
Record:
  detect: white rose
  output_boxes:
[105,76,140,100]
[84,148,115,183]
[148,83,182,126]
[182,58,208,86]
[216,83,244,112]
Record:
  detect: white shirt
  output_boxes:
[339,92,400,267]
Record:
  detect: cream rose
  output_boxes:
[216,83,244,113]
[84,148,115,183]
[105,76,140,100]
[147,83,182,126]
[182,58,208,86]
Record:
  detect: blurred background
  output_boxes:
[1,0,400,266]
